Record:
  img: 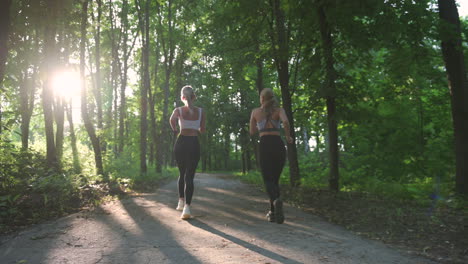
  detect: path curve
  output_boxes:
[0,173,436,264]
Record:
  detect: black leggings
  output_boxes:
[174,135,200,205]
[259,135,286,211]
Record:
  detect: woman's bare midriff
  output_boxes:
[259,131,280,137]
[180,129,199,136]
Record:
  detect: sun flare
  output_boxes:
[52,70,82,99]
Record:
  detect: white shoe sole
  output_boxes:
[181,214,191,220]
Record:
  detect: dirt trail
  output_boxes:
[0,173,436,264]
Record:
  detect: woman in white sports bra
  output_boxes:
[169,85,206,220]
[249,88,293,224]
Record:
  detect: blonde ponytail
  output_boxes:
[260,88,278,118]
[181,85,195,113]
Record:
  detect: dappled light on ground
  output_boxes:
[0,174,436,264]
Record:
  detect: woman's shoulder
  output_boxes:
[252,107,262,113]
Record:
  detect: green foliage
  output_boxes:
[0,138,105,232]
[2,0,467,232]
[234,171,263,186]
[105,148,178,191]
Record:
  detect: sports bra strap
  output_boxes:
[179,107,201,121]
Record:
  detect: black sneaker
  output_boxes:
[273,199,284,224]
[266,211,275,222]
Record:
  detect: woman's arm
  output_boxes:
[169,108,179,133]
[279,108,293,144]
[199,108,206,134]
[249,109,258,136]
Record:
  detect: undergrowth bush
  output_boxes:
[105,149,178,192]
[0,139,105,233]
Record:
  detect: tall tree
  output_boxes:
[92,0,104,130]
[156,0,176,169]
[437,0,468,195]
[65,101,82,173]
[80,0,105,177]
[148,41,160,169]
[18,14,40,150]
[135,0,150,174]
[269,0,300,186]
[42,0,59,167]
[0,0,12,135]
[318,4,339,192]
[118,0,132,154]
[108,0,120,153]
[19,71,37,150]
[0,0,11,86]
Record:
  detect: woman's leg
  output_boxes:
[174,137,187,199]
[270,137,286,200]
[184,138,200,205]
[270,137,286,223]
[259,136,286,212]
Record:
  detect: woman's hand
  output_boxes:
[286,135,293,144]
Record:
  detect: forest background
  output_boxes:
[1,0,468,262]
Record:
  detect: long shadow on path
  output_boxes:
[188,218,303,264]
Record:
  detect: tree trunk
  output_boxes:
[135,0,150,174]
[254,50,263,169]
[224,130,230,170]
[437,0,468,195]
[255,40,264,95]
[94,0,103,130]
[270,0,300,186]
[149,42,160,170]
[0,0,12,135]
[54,96,65,163]
[66,100,82,173]
[42,0,58,167]
[156,0,174,168]
[55,10,70,165]
[20,71,36,150]
[80,0,105,177]
[0,0,11,86]
[108,0,119,154]
[318,5,340,192]
[118,0,130,154]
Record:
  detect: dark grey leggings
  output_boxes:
[259,135,286,212]
[174,135,200,205]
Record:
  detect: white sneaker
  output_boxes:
[181,205,191,220]
[176,199,185,211]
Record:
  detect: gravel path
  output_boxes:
[0,173,436,264]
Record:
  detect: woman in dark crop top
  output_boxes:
[170,85,206,220]
[249,88,293,224]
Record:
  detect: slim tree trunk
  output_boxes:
[149,42,160,170]
[80,0,105,177]
[19,65,37,150]
[118,0,130,154]
[135,0,150,174]
[0,0,11,86]
[318,5,339,192]
[270,0,300,186]
[0,0,12,135]
[66,100,82,173]
[43,0,58,167]
[437,0,468,195]
[55,9,69,165]
[109,0,120,153]
[55,96,65,163]
[156,0,174,168]
[255,40,264,95]
[94,0,103,130]
[254,48,263,169]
